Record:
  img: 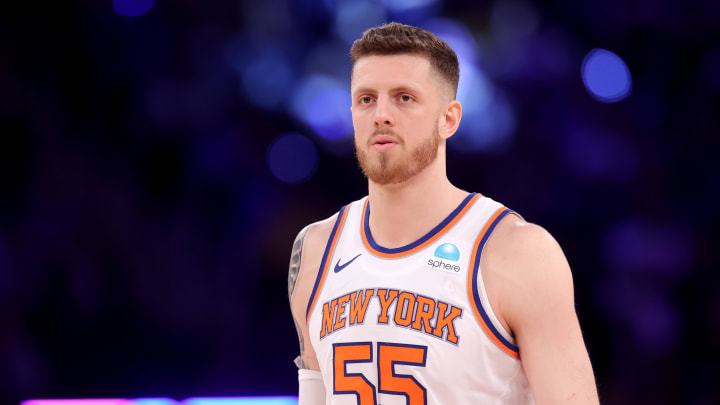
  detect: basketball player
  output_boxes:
[288,23,599,404]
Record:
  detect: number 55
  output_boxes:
[333,341,428,405]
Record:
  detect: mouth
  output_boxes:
[371,135,399,148]
[372,140,398,152]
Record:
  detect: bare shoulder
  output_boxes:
[303,213,340,261]
[482,213,575,334]
[486,213,567,268]
[288,212,340,370]
[289,212,339,305]
[484,214,599,404]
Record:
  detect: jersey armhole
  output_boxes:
[305,204,351,323]
[467,206,523,359]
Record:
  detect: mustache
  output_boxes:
[368,127,403,146]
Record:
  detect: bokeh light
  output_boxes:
[266,133,319,184]
[333,0,387,45]
[241,53,295,109]
[7,1,719,403]
[224,37,297,110]
[382,0,443,22]
[424,19,517,153]
[424,18,480,64]
[452,63,516,153]
[306,88,354,140]
[113,0,156,17]
[581,48,632,102]
[383,0,440,12]
[304,40,353,79]
[289,75,353,140]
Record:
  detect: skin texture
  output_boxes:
[289,217,335,372]
[350,54,468,249]
[289,53,600,404]
[287,225,309,369]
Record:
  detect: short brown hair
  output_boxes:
[350,22,460,98]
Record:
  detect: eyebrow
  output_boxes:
[352,85,422,96]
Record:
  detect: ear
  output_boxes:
[438,100,462,140]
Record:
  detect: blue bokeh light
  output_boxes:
[423,18,480,64]
[383,0,443,21]
[289,75,353,139]
[224,37,297,110]
[457,61,492,111]
[421,19,516,153]
[334,0,387,45]
[451,63,517,153]
[304,40,353,79]
[266,133,319,184]
[581,48,632,102]
[113,0,156,17]
[241,53,295,109]
[383,0,439,11]
[306,88,353,139]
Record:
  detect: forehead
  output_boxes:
[351,54,437,93]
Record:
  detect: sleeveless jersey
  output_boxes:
[306,193,535,404]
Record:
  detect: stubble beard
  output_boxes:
[355,126,441,185]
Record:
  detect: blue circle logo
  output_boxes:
[434,243,460,261]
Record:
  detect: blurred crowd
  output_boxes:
[1,0,719,403]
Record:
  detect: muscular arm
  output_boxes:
[485,217,600,404]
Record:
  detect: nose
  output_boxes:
[373,96,395,128]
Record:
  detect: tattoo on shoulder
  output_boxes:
[288,225,310,301]
[289,225,310,369]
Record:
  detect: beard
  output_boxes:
[355,125,441,185]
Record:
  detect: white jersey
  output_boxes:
[306,193,535,405]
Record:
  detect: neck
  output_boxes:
[366,154,469,248]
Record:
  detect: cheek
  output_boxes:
[351,111,373,132]
[352,107,371,119]
[351,115,366,141]
[410,114,437,133]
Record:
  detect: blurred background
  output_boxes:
[1,0,719,403]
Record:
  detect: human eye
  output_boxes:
[399,94,414,103]
[358,95,374,105]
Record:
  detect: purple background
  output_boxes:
[1,0,719,404]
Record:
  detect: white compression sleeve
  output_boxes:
[298,369,326,404]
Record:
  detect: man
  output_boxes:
[288,22,599,404]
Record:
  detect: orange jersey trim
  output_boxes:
[361,193,482,259]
